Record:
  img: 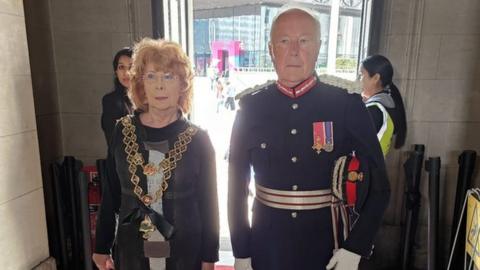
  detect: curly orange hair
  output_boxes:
[129,38,194,113]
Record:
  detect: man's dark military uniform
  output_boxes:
[228,75,390,270]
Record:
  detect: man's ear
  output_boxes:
[268,42,275,62]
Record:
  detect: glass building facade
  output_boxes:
[194,1,362,76]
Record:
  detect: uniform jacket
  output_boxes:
[365,91,395,155]
[228,77,390,269]
[95,114,219,270]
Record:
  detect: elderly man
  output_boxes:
[228,4,390,270]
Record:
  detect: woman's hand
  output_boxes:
[201,262,215,270]
[92,253,115,270]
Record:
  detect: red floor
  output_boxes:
[215,266,234,270]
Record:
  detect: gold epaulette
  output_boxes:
[235,80,275,100]
[319,74,361,94]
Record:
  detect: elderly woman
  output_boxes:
[93,38,219,270]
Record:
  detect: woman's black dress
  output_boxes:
[95,114,219,270]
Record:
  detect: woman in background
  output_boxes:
[360,54,407,155]
[101,47,133,146]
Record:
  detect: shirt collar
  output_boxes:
[276,75,317,98]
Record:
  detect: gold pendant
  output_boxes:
[141,194,154,205]
[139,215,156,239]
[143,163,158,176]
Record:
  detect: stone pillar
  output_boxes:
[0,0,51,269]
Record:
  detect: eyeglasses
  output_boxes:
[143,72,178,84]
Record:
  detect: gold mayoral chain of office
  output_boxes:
[120,116,198,206]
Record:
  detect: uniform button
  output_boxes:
[291,156,298,163]
[292,185,298,191]
[260,143,267,149]
[290,129,297,135]
[292,103,299,110]
[291,212,297,218]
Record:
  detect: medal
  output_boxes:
[143,163,158,176]
[323,143,334,152]
[312,138,323,154]
[324,121,334,152]
[140,215,156,239]
[141,194,154,205]
[312,121,334,154]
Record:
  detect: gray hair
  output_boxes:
[270,3,321,41]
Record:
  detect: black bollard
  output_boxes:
[51,156,85,270]
[78,171,93,270]
[65,156,84,270]
[425,157,441,270]
[400,144,425,270]
[449,150,477,269]
[51,160,69,269]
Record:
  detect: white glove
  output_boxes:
[326,248,361,270]
[234,257,253,270]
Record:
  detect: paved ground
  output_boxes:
[193,71,280,265]
[193,74,270,265]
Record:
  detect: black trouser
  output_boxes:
[225,97,235,110]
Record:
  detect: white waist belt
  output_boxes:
[255,183,338,210]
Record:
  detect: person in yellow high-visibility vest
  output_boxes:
[360,55,407,155]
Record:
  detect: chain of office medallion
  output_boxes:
[120,116,197,205]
